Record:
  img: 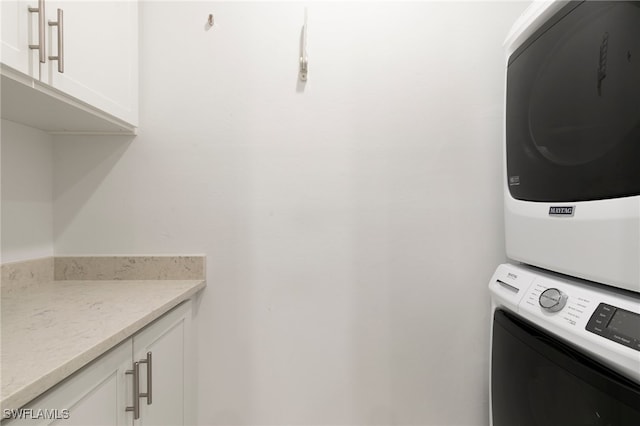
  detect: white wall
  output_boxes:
[1,119,54,262]
[53,2,529,425]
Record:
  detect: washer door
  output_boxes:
[491,310,640,426]
[506,1,640,202]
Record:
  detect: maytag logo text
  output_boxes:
[549,206,575,217]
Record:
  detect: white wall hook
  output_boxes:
[207,14,214,27]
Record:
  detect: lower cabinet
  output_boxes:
[133,301,195,426]
[4,301,194,426]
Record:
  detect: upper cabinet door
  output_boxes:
[1,0,41,77]
[41,0,138,126]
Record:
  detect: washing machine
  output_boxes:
[489,263,640,426]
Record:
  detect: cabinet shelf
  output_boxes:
[1,65,136,135]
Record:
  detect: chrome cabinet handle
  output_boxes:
[139,352,152,405]
[125,362,140,419]
[48,8,64,73]
[28,0,46,63]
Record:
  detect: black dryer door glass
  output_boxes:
[506,1,640,202]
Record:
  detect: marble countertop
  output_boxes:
[1,278,205,411]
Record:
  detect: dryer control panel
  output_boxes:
[587,303,640,352]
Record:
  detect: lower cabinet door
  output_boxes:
[132,301,194,426]
[3,340,133,426]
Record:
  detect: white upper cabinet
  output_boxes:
[41,0,138,126]
[0,0,138,134]
[1,0,39,77]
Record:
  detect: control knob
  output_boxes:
[539,288,568,312]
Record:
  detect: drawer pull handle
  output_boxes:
[28,0,46,63]
[139,351,153,405]
[125,361,140,419]
[48,8,64,73]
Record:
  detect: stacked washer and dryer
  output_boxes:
[489,1,640,425]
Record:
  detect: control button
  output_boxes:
[601,304,615,313]
[610,334,638,351]
[589,303,614,322]
[585,320,608,336]
[539,288,568,313]
[611,333,632,345]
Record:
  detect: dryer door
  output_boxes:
[506,1,640,202]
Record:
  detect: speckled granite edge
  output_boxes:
[1,257,54,296]
[54,256,205,280]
